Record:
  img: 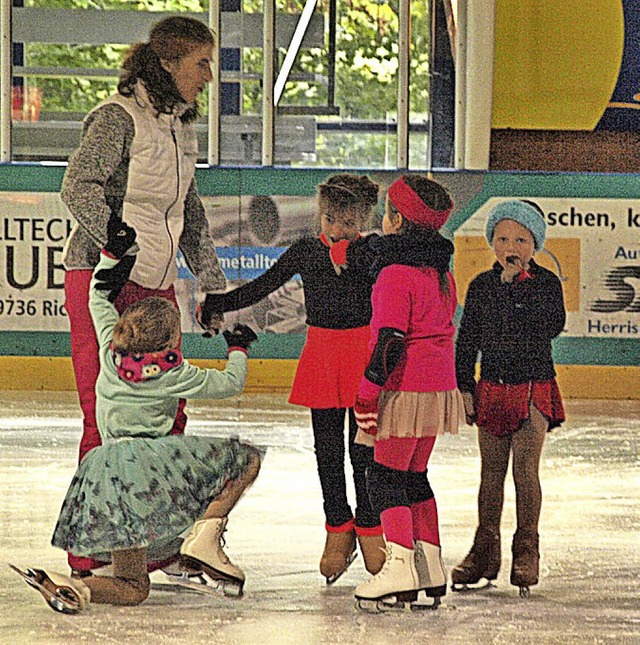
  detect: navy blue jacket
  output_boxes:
[455,259,566,394]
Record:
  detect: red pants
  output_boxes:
[64,269,187,571]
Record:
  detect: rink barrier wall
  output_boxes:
[0,357,636,400]
[0,165,638,399]
[0,334,636,399]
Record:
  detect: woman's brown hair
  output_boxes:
[118,16,214,123]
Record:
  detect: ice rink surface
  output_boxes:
[0,391,638,644]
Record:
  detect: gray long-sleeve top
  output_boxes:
[61,102,226,294]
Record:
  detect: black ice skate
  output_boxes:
[9,563,90,614]
[451,527,501,592]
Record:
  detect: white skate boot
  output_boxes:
[9,564,91,614]
[412,541,447,609]
[354,542,419,613]
[180,517,245,596]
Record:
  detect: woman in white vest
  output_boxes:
[60,16,226,576]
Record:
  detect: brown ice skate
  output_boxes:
[511,529,539,598]
[357,533,386,575]
[319,529,357,584]
[451,526,501,591]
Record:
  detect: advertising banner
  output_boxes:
[2,189,638,341]
[0,193,71,331]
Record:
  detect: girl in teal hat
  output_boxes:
[453,199,566,597]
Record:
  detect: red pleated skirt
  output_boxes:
[289,325,371,409]
[476,378,565,437]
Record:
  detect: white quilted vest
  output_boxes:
[101,85,198,290]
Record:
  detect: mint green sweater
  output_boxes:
[90,252,247,444]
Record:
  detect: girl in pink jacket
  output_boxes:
[353,175,464,611]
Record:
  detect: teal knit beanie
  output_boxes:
[485,200,547,250]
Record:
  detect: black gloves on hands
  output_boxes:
[105,218,137,259]
[223,324,258,352]
[96,218,137,302]
[94,255,136,303]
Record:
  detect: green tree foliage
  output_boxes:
[23,0,205,112]
[19,0,431,166]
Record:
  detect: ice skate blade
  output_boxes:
[355,590,418,613]
[156,575,244,598]
[419,583,447,599]
[163,570,209,586]
[325,552,357,585]
[451,578,496,593]
[518,585,531,598]
[179,554,245,592]
[410,596,442,611]
[164,557,204,578]
[8,564,80,614]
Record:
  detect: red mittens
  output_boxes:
[354,395,379,436]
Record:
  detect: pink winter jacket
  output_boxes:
[367,263,458,393]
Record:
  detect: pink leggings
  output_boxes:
[374,436,439,550]
[64,269,187,571]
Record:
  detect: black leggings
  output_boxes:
[311,407,379,529]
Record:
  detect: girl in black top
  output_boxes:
[452,199,566,597]
[201,174,385,583]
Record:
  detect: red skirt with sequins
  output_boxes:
[475,378,565,437]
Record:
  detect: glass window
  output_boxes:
[6,1,455,169]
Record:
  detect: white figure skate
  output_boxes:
[411,541,446,610]
[180,517,244,597]
[354,542,419,613]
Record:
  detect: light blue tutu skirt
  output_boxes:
[51,435,257,562]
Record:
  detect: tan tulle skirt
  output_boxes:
[376,389,465,439]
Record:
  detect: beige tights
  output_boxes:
[84,547,150,606]
[476,405,548,533]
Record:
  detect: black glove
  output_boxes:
[104,217,136,259]
[222,324,258,352]
[94,255,136,303]
[199,293,227,332]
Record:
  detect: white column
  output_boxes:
[396,0,410,169]
[453,0,467,169]
[461,0,496,170]
[208,0,221,166]
[262,0,275,166]
[1,0,12,162]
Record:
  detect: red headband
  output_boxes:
[388,177,452,230]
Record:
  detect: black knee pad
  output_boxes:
[406,469,434,506]
[367,462,409,516]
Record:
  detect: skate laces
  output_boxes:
[371,545,397,580]
[216,527,230,564]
